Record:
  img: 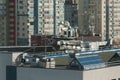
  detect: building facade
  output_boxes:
[0,0,67,46]
[65,0,78,27]
[0,49,120,80]
[34,0,65,36]
[78,0,120,41]
[17,0,34,46]
[0,0,34,46]
[6,65,120,80]
[6,0,17,46]
[0,0,7,46]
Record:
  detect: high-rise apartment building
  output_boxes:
[0,0,34,46]
[78,0,120,41]
[17,0,34,45]
[65,0,78,27]
[0,0,66,46]
[0,0,7,46]
[6,0,17,46]
[34,0,65,35]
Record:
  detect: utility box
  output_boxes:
[39,58,55,68]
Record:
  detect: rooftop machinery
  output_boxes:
[43,48,120,59]
[15,48,120,68]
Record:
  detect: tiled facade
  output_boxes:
[17,0,34,45]
[6,0,17,46]
[0,0,65,46]
[1,0,120,46]
[109,0,120,39]
[65,0,78,27]
[78,0,120,41]
[0,0,7,46]
[35,0,65,35]
[0,0,17,46]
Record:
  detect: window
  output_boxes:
[22,22,25,25]
[19,1,23,4]
[17,22,19,25]
[17,33,19,36]
[0,31,4,35]
[30,22,34,25]
[22,33,25,36]
[22,28,25,31]
[19,6,23,9]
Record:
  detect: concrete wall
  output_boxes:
[0,52,12,80]
[6,65,120,80]
[83,66,120,80]
[17,67,83,80]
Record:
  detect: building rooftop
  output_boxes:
[13,48,120,71]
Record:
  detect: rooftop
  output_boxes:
[14,48,120,71]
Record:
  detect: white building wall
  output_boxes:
[83,66,120,80]
[38,0,54,35]
[14,65,120,80]
[38,0,65,35]
[109,0,120,39]
[17,67,83,80]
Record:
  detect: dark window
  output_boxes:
[64,31,67,35]
[30,22,34,25]
[2,33,5,35]
[17,22,19,25]
[19,6,23,9]
[22,33,25,36]
[22,28,25,31]
[22,22,25,25]
[17,27,19,30]
[19,1,23,4]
